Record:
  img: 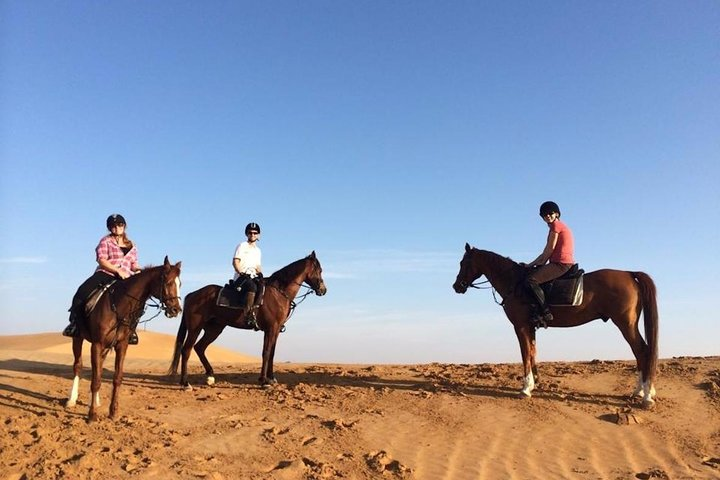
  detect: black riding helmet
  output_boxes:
[539,201,561,217]
[106,214,127,230]
[245,222,261,234]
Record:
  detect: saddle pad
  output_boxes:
[216,285,247,309]
[545,275,584,306]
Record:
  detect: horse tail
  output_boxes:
[633,272,659,383]
[167,295,190,376]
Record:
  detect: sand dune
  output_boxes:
[1,332,719,479]
[0,330,259,366]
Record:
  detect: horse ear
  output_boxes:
[163,256,170,267]
[465,243,471,252]
[175,261,182,270]
[309,251,316,259]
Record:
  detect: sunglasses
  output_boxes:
[248,231,259,235]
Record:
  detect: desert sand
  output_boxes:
[1,331,718,480]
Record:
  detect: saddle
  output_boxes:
[217,278,266,310]
[542,264,584,306]
[83,281,116,316]
[216,280,249,309]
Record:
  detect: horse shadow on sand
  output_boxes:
[0,358,645,412]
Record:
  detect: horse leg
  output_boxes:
[259,328,280,386]
[67,337,83,407]
[265,331,280,383]
[109,341,129,419]
[614,315,655,408]
[530,328,540,385]
[88,342,104,422]
[180,321,204,391]
[193,323,226,386]
[514,325,536,397]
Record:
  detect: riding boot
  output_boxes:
[526,281,553,328]
[128,329,139,345]
[243,292,258,330]
[62,320,77,337]
[62,310,79,337]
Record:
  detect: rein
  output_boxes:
[466,279,504,306]
[267,281,317,322]
[106,270,179,347]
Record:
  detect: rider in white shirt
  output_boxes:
[233,222,263,329]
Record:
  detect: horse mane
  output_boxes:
[267,256,311,287]
[476,249,520,271]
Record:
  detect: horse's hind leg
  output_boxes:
[180,321,204,390]
[109,341,129,419]
[614,315,654,407]
[67,337,83,407]
[194,323,226,386]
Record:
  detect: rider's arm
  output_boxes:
[528,231,559,267]
[233,257,244,276]
[97,257,130,279]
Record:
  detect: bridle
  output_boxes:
[266,261,324,322]
[157,269,182,313]
[458,274,504,306]
[111,268,181,329]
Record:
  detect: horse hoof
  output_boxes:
[519,390,532,399]
[642,398,656,410]
[65,400,76,408]
[206,376,215,386]
[183,384,193,392]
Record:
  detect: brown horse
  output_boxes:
[168,251,326,389]
[66,256,182,421]
[452,244,659,408]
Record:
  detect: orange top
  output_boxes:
[549,219,575,264]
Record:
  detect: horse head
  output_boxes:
[158,256,183,317]
[453,243,482,294]
[304,251,327,296]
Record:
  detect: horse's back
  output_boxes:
[584,269,645,296]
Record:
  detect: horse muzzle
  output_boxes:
[314,283,327,296]
[453,281,468,294]
[164,305,182,317]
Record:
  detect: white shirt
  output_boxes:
[233,241,262,279]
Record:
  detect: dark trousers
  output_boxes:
[525,263,572,311]
[70,271,115,316]
[235,275,263,305]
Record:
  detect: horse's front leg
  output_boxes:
[259,328,280,386]
[67,337,83,408]
[88,342,104,422]
[514,325,536,398]
[530,329,540,385]
[109,340,129,419]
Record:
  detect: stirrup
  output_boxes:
[128,331,139,345]
[245,309,259,331]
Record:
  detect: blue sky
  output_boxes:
[1,1,718,364]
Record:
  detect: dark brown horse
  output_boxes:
[168,251,326,389]
[66,256,182,421]
[453,244,659,408]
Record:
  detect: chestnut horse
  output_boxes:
[453,244,659,408]
[66,256,182,421]
[168,251,326,389]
